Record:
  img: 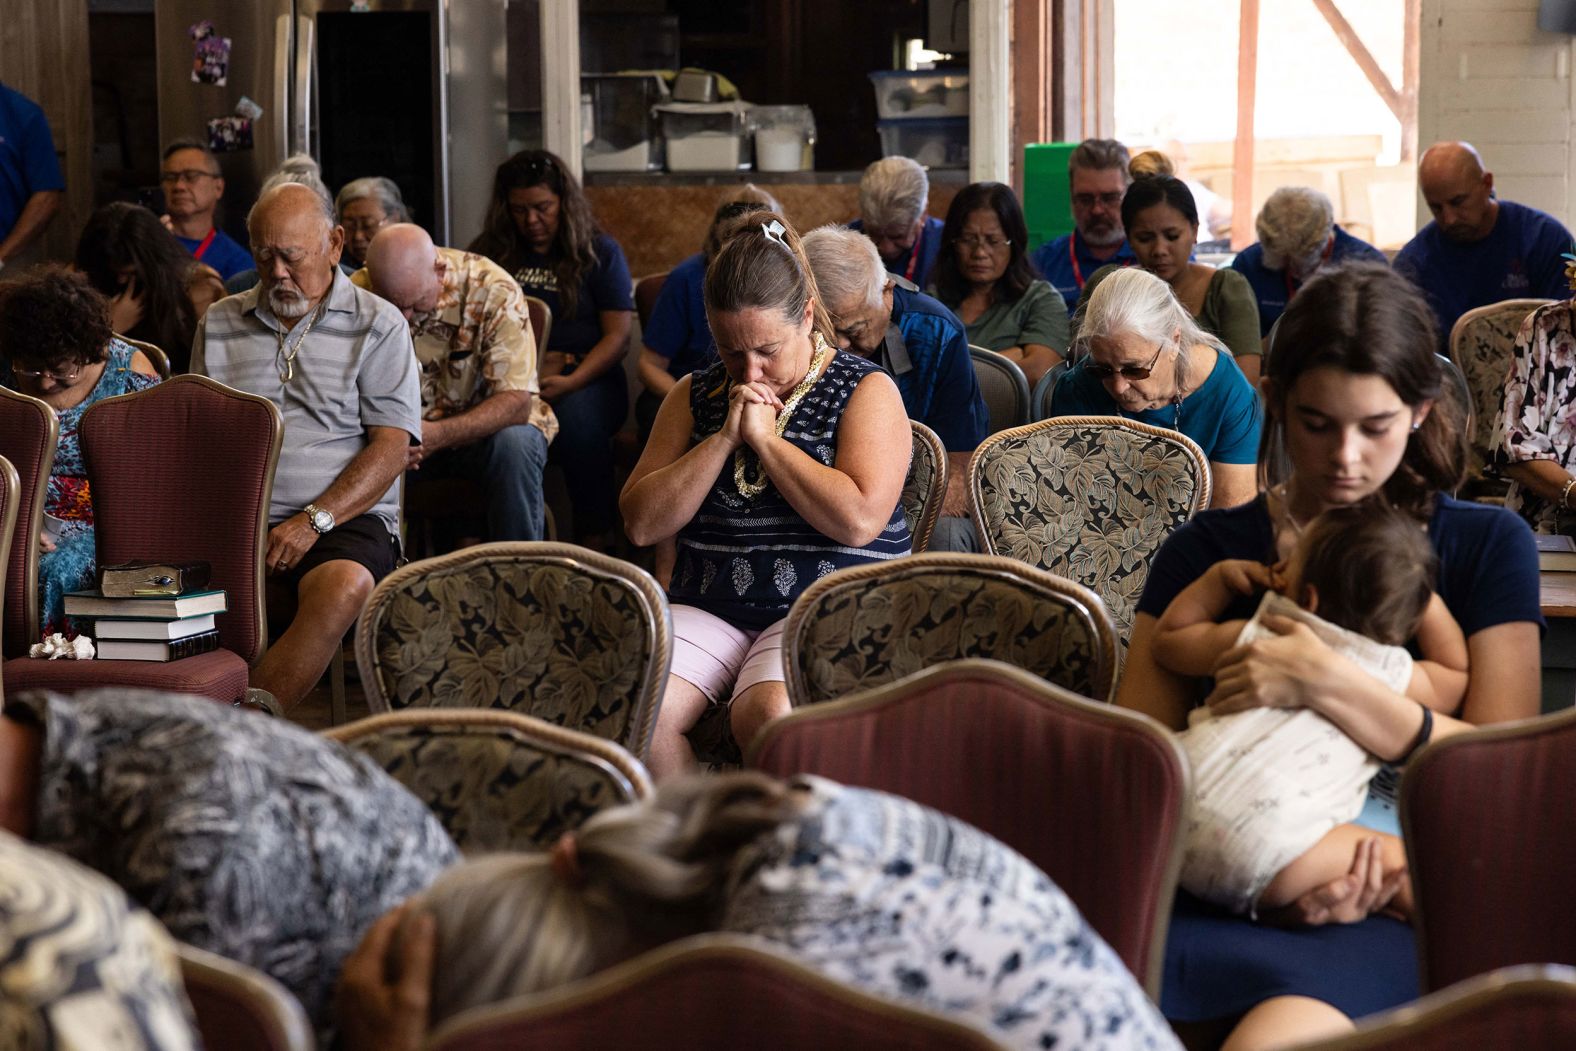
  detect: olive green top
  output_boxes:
[945,279,1070,355]
[1074,264,1262,362]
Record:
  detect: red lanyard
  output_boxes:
[1068,230,1085,289]
[902,222,924,283]
[192,228,217,261]
[1282,238,1335,300]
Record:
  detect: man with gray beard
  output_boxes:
[1029,138,1138,318]
[192,183,420,711]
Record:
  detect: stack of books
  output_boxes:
[1537,533,1576,573]
[64,573,228,662]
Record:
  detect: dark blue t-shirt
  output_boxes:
[512,232,635,356]
[174,228,254,283]
[0,83,64,244]
[1230,225,1388,337]
[849,216,945,290]
[642,252,714,378]
[1393,200,1572,347]
[1048,346,1262,464]
[1030,231,1138,318]
[888,285,988,452]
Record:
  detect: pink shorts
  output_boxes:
[669,605,787,705]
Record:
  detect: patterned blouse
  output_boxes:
[12,688,460,1035]
[0,831,198,1051]
[721,778,1180,1050]
[1497,299,1576,532]
[669,349,912,629]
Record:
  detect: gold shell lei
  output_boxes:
[732,333,833,499]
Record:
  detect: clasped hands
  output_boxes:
[723,381,785,450]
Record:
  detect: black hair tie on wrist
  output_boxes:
[1398,704,1434,765]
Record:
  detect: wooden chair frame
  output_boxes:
[0,386,56,658]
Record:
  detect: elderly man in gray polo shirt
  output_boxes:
[192,183,420,712]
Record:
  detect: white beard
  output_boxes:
[1079,223,1126,248]
[268,288,309,319]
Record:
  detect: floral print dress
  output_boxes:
[720,777,1179,1050]
[1497,300,1576,533]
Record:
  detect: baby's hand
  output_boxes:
[1214,559,1275,596]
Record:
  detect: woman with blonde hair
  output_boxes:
[620,212,912,776]
[336,773,1179,1051]
[1051,266,1260,508]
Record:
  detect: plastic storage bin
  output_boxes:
[751,105,815,172]
[582,74,667,172]
[877,117,968,170]
[655,101,752,172]
[868,70,969,120]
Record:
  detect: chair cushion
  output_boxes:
[3,649,249,703]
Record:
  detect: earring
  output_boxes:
[1410,421,1422,433]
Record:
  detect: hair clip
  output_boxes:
[762,219,788,248]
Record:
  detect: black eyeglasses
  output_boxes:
[1085,341,1167,381]
[1072,192,1125,209]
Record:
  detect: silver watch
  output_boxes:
[305,503,335,534]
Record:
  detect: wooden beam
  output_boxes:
[1013,0,1053,192]
[1232,0,1259,251]
[1401,0,1421,163]
[1311,0,1404,120]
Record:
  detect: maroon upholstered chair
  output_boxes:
[177,943,312,1051]
[747,658,1189,997]
[1403,707,1576,992]
[2,376,281,703]
[633,272,668,328]
[426,934,1006,1051]
[0,386,56,660]
[1300,965,1576,1051]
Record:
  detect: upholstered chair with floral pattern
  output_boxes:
[355,542,671,761]
[969,416,1210,656]
[325,709,652,853]
[781,552,1118,708]
[1449,298,1554,496]
[902,420,947,553]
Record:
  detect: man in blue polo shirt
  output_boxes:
[160,138,254,281]
[848,157,946,290]
[803,224,988,552]
[0,82,64,271]
[1030,139,1138,317]
[1232,185,1387,340]
[1394,141,1572,348]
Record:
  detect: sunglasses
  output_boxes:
[1085,340,1167,381]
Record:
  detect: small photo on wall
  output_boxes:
[189,20,232,86]
[207,115,253,153]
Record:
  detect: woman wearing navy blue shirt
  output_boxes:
[1118,263,1543,1050]
[471,150,634,548]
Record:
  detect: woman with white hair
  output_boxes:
[337,176,412,272]
[1050,266,1261,508]
[1230,186,1387,340]
[849,156,946,288]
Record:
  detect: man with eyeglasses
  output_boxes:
[1029,139,1138,318]
[160,138,254,282]
[0,80,64,273]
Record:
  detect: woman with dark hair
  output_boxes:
[74,201,224,374]
[931,181,1068,387]
[0,267,161,638]
[470,150,634,548]
[1077,175,1262,382]
[620,213,912,779]
[1116,263,1541,1050]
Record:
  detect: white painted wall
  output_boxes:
[1418,0,1576,228]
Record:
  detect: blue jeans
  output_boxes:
[547,368,628,538]
[420,423,550,541]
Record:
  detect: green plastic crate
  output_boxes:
[1023,142,1078,251]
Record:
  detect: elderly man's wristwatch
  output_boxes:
[305,503,336,534]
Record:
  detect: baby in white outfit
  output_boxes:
[1153,502,1469,919]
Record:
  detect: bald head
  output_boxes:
[365,223,445,320]
[248,182,344,320]
[1418,141,1497,242]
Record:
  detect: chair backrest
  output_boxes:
[633,272,668,329]
[1435,352,1473,471]
[783,552,1118,706]
[79,375,282,664]
[1403,707,1576,992]
[0,456,16,690]
[325,708,652,852]
[355,542,672,761]
[426,934,1007,1051]
[116,334,172,380]
[1300,965,1576,1051]
[1447,298,1553,483]
[749,659,1188,997]
[177,942,313,1051]
[968,344,1031,434]
[0,388,56,658]
[1030,359,1068,421]
[970,415,1211,653]
[524,294,554,352]
[901,419,947,552]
